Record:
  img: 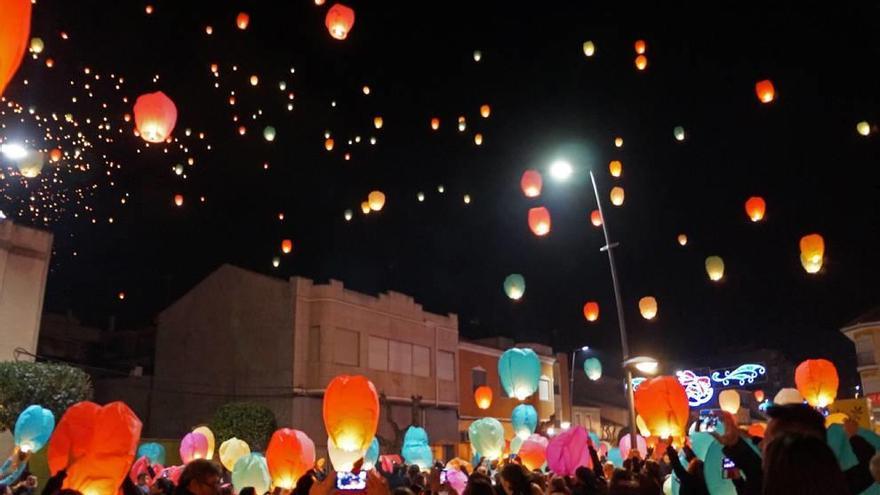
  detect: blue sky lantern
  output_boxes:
[401,426,433,469]
[363,437,380,470]
[468,418,504,460]
[511,404,538,439]
[503,274,526,300]
[607,447,623,468]
[137,442,167,466]
[498,348,541,400]
[583,358,602,381]
[14,405,54,453]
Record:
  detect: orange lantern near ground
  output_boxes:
[325,4,355,40]
[635,55,648,71]
[528,207,551,236]
[521,170,542,198]
[799,233,825,274]
[236,12,250,30]
[795,358,839,408]
[323,375,379,456]
[480,104,491,118]
[590,210,602,227]
[634,40,646,54]
[754,390,765,403]
[633,377,689,439]
[266,429,316,489]
[609,160,622,178]
[583,302,599,322]
[639,296,657,320]
[745,197,766,222]
[281,239,293,254]
[0,0,31,98]
[610,186,625,206]
[755,80,775,103]
[133,91,178,143]
[474,386,493,410]
[430,117,440,130]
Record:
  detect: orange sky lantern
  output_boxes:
[745,196,766,222]
[639,296,657,320]
[520,170,542,198]
[133,91,178,143]
[281,239,293,254]
[754,390,765,403]
[266,429,316,489]
[323,375,379,464]
[480,104,491,118]
[368,191,385,211]
[609,160,622,178]
[325,138,335,151]
[795,358,839,407]
[583,301,599,322]
[635,55,648,71]
[326,4,355,40]
[528,207,551,236]
[633,377,689,439]
[373,116,383,129]
[799,233,825,274]
[634,39,646,54]
[50,148,62,162]
[236,12,250,30]
[590,210,602,227]
[474,386,493,410]
[174,194,184,207]
[0,0,31,98]
[755,79,775,103]
[430,117,440,130]
[677,234,688,246]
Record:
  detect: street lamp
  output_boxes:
[569,345,590,424]
[549,159,573,181]
[0,143,27,160]
[624,356,659,375]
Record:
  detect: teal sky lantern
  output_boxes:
[363,437,379,470]
[401,426,433,469]
[232,453,271,495]
[137,442,167,466]
[263,126,277,142]
[498,347,541,400]
[583,358,602,381]
[512,404,538,439]
[468,418,504,460]
[503,274,526,300]
[14,405,54,453]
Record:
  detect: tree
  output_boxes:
[376,393,422,454]
[210,402,277,452]
[0,361,93,431]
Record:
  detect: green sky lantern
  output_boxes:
[263,126,277,142]
[583,357,602,381]
[468,417,503,460]
[503,274,525,300]
[674,126,685,141]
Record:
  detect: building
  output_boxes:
[841,308,880,412]
[145,264,460,458]
[0,220,52,361]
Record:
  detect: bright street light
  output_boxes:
[549,159,573,181]
[1,143,28,160]
[623,356,660,375]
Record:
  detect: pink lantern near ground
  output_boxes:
[618,434,647,460]
[179,432,209,464]
[129,456,163,485]
[546,426,591,475]
[159,466,183,485]
[518,434,549,471]
[446,468,468,494]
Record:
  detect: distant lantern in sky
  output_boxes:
[373,116,383,129]
[437,185,445,193]
[520,170,543,198]
[528,207,551,236]
[344,209,353,221]
[236,12,250,30]
[362,85,370,95]
[755,79,775,103]
[705,256,725,281]
[281,239,293,254]
[272,257,280,268]
[609,160,622,178]
[368,191,385,211]
[857,121,871,136]
[583,358,602,381]
[0,0,31,98]
[463,194,471,204]
[249,75,259,86]
[590,210,602,227]
[634,39,646,54]
[50,148,62,162]
[473,50,482,62]
[639,296,658,320]
[677,234,688,246]
[614,137,623,148]
[458,116,466,132]
[205,25,213,35]
[133,91,178,143]
[360,202,370,214]
[417,192,425,202]
[582,41,595,57]
[430,117,440,130]
[610,186,625,206]
[474,133,483,146]
[325,4,355,40]
[583,301,599,322]
[263,126,276,142]
[480,104,491,118]
[174,194,184,207]
[29,37,43,54]
[795,358,839,408]
[474,386,493,410]
[503,274,526,300]
[635,55,648,71]
[324,138,334,151]
[799,233,825,274]
[673,126,685,141]
[745,196,766,222]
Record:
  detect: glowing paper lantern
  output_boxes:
[799,233,825,274]
[795,358,839,408]
[174,194,184,207]
[480,104,491,118]
[363,438,379,471]
[236,12,250,29]
[232,453,270,495]
[518,434,548,471]
[360,202,370,214]
[857,121,870,136]
[528,207,551,236]
[634,40,646,54]
[677,234,688,246]
[774,387,803,406]
[266,429,316,489]
[610,186,625,206]
[583,301,599,322]
[618,435,647,460]
[373,116,383,129]
[193,425,217,458]
[614,137,623,148]
[29,37,43,54]
[430,118,440,130]
[512,404,538,439]
[473,50,482,62]
[48,401,142,495]
[635,55,648,71]
[133,91,178,143]
[179,432,209,464]
[50,148,62,162]
[468,418,504,460]
[498,348,541,400]
[583,358,602,381]
[0,0,30,97]
[747,423,766,438]
[755,80,775,103]
[14,405,55,453]
[609,160,622,178]
[281,239,293,254]
[718,390,740,415]
[368,191,386,211]
[474,133,483,146]
[474,386,493,410]
[250,75,259,86]
[674,126,685,141]
[503,274,526,300]
[219,438,250,472]
[705,256,725,282]
[633,376,689,438]
[325,4,355,40]
[589,210,602,227]
[754,390,765,403]
[636,415,651,437]
[401,427,432,469]
[520,170,543,198]
[638,296,658,320]
[744,196,766,222]
[582,41,595,57]
[325,138,335,151]
[322,375,379,469]
[344,209,353,221]
[16,151,44,178]
[547,426,591,475]
[263,126,276,142]
[136,443,166,466]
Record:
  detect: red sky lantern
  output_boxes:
[0,0,31,98]
[755,79,775,103]
[266,429,316,489]
[754,390,765,403]
[281,239,293,254]
[325,4,355,40]
[590,210,602,227]
[520,170,543,198]
[528,207,551,236]
[634,39,646,54]
[236,12,250,30]
[133,91,178,143]
[795,358,839,408]
[474,386,493,410]
[745,196,766,222]
[583,301,599,322]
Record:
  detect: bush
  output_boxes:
[210,402,277,452]
[0,361,93,431]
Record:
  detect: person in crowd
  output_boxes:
[571,466,606,495]
[601,464,614,484]
[870,452,880,483]
[151,478,175,495]
[663,441,708,495]
[238,488,257,495]
[461,473,494,495]
[547,477,569,495]
[133,473,149,495]
[174,460,221,495]
[607,469,639,495]
[761,433,849,495]
[293,471,315,495]
[13,475,37,495]
[638,460,662,495]
[498,464,541,495]
[1,483,11,495]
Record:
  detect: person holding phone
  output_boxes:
[663,438,709,495]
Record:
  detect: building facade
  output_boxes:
[842,308,880,411]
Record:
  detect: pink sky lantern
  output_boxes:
[179,432,209,464]
[619,434,647,460]
[546,426,591,475]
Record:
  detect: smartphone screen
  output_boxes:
[721,457,736,479]
[336,471,367,490]
[440,470,448,484]
[699,411,721,432]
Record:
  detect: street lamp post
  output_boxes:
[569,345,590,425]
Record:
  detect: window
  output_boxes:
[413,345,431,377]
[368,336,389,371]
[389,341,413,374]
[471,367,487,390]
[538,376,551,401]
[438,351,455,381]
[334,329,359,366]
[856,336,876,367]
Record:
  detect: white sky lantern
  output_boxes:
[417,192,425,202]
[674,126,685,141]
[473,50,482,62]
[774,388,804,406]
[344,209,353,221]
[718,389,740,414]
[582,40,595,57]
[857,121,871,136]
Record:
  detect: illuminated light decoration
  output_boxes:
[633,376,689,439]
[774,388,803,406]
[473,50,482,62]
[0,0,31,97]
[705,256,725,282]
[468,418,504,460]
[754,390,765,403]
[528,207,551,236]
[236,12,250,30]
[638,296,657,320]
[497,348,541,400]
[590,210,602,227]
[325,4,355,40]
[718,389,741,415]
[674,370,714,408]
[263,126,276,142]
[795,358,839,408]
[857,121,870,136]
[583,357,602,381]
[674,126,685,141]
[745,196,766,222]
[610,186,625,206]
[174,194,184,207]
[710,364,766,387]
[368,191,385,211]
[281,239,293,254]
[520,170,543,198]
[480,104,491,118]
[677,234,688,246]
[219,438,250,472]
[474,133,483,146]
[518,435,548,471]
[630,377,647,391]
[373,116,383,129]
[634,39,646,54]
[430,117,440,130]
[266,429,316,489]
[503,274,526,301]
[473,385,492,410]
[512,404,538,439]
[635,55,647,71]
[614,137,623,148]
[325,138,335,151]
[583,301,599,322]
[582,41,595,57]
[755,79,775,103]
[133,91,178,143]
[360,202,370,215]
[799,233,825,274]
[609,160,622,178]
[343,209,353,221]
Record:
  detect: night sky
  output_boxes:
[4,2,879,386]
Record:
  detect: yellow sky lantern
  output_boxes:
[368,191,385,211]
[705,256,725,282]
[718,390,740,415]
[610,186,625,206]
[360,202,370,214]
[474,133,483,146]
[639,296,657,320]
[609,160,622,178]
[373,116,383,129]
[635,55,648,71]
[857,121,870,136]
[582,41,595,57]
[677,234,688,246]
[480,104,491,118]
[799,233,825,274]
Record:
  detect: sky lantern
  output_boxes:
[325,4,355,40]
[272,257,281,268]
[610,186,625,206]
[219,438,250,472]
[520,170,543,198]
[754,390,765,403]
[14,405,54,454]
[179,432,209,464]
[528,207,551,236]
[363,438,379,471]
[325,138,335,151]
[512,404,538,439]
[266,429,316,489]
[480,104,491,118]
[799,233,825,274]
[474,385,493,410]
[677,234,688,246]
[430,117,440,130]
[633,377,689,438]
[583,358,602,381]
[503,274,526,301]
[498,348,541,400]
[468,418,503,460]
[368,190,386,211]
[582,41,595,57]
[191,427,215,460]
[281,239,293,254]
[323,375,379,469]
[674,126,686,141]
[639,296,658,320]
[134,91,177,143]
[583,301,599,322]
[29,37,43,54]
[236,12,250,30]
[856,121,870,136]
[589,209,603,227]
[50,148,62,162]
[263,126,276,142]
[474,133,483,146]
[250,75,259,86]
[232,454,270,495]
[634,39,646,54]
[795,359,839,407]
[747,423,767,438]
[360,202,370,214]
[174,194,184,207]
[609,160,622,178]
[0,0,30,97]
[743,196,766,222]
[618,434,647,460]
[136,443,166,466]
[635,55,648,71]
[718,390,741,415]
[373,116,383,129]
[473,50,482,62]
[458,116,466,132]
[546,426,591,476]
[705,256,725,281]
[755,79,775,103]
[614,137,623,148]
[16,151,44,178]
[518,435,548,471]
[774,388,803,406]
[401,427,433,469]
